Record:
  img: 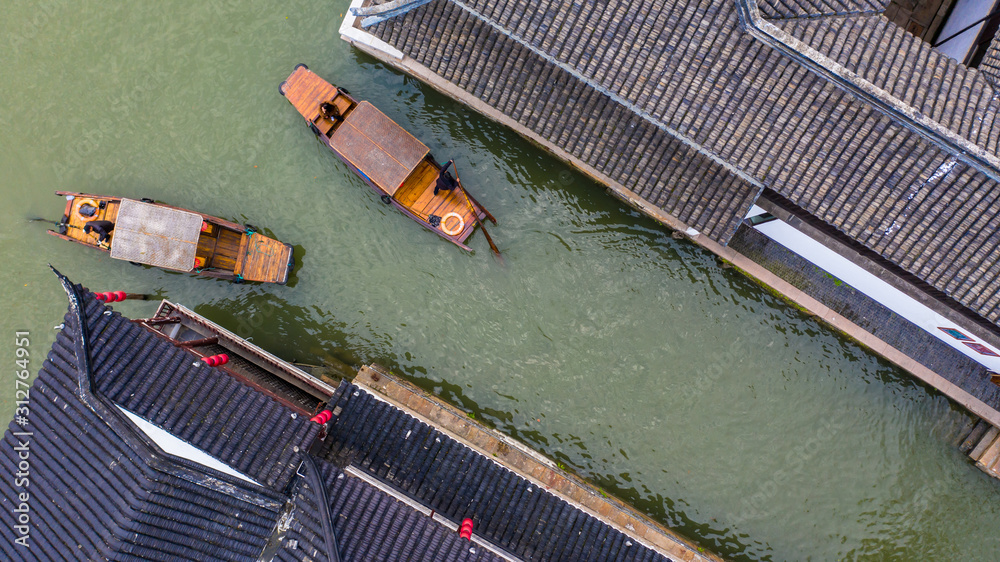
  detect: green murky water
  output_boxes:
[1,1,997,560]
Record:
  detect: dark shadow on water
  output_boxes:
[281,244,304,288]
[192,292,363,379]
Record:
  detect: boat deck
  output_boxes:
[196,227,242,273]
[282,65,353,129]
[61,196,121,249]
[394,160,481,239]
[235,233,293,283]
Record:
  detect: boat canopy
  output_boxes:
[330,101,429,196]
[109,199,204,271]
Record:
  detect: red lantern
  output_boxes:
[201,354,229,367]
[310,409,333,424]
[459,518,474,540]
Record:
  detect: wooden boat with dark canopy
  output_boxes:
[137,299,336,416]
[49,191,295,283]
[280,64,499,255]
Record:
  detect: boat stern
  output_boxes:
[234,233,295,284]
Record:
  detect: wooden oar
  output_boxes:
[463,189,497,225]
[29,217,81,230]
[31,217,112,249]
[449,161,503,263]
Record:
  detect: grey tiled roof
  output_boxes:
[7,271,652,561]
[370,0,762,242]
[317,381,677,562]
[771,0,887,18]
[0,274,287,561]
[83,290,321,492]
[777,15,999,149]
[278,455,503,562]
[982,32,1000,88]
[364,0,1000,324]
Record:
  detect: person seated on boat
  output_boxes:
[434,170,458,196]
[319,101,341,121]
[83,220,115,244]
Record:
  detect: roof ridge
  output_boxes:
[763,8,885,20]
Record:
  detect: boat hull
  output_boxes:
[281,65,491,252]
[51,191,294,284]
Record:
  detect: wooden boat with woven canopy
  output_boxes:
[280,64,498,254]
[49,192,295,284]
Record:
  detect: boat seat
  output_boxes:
[315,116,337,136]
[317,98,349,135]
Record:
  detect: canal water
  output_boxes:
[1,1,998,560]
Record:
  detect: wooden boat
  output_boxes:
[137,299,336,416]
[49,192,295,284]
[280,64,499,254]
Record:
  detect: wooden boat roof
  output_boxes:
[109,198,203,271]
[330,101,429,196]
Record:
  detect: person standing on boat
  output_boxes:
[435,161,459,196]
[84,220,114,244]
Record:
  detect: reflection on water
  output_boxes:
[1,1,999,560]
